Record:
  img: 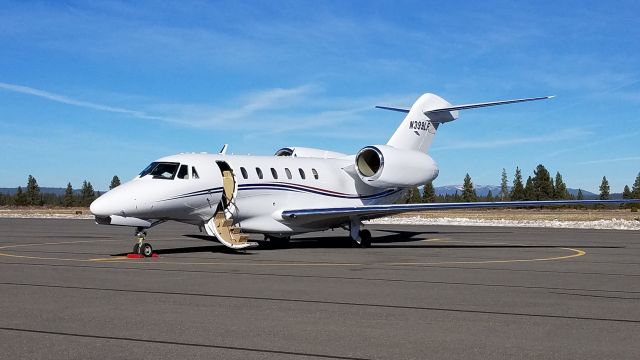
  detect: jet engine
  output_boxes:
[355,145,439,188]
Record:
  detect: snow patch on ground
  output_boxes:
[366,217,640,231]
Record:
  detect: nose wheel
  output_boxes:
[132,228,154,257]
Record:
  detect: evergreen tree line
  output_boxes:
[0,175,121,207]
[405,165,640,207]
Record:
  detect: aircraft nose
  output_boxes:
[90,196,111,217]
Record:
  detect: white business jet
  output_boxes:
[90,93,634,256]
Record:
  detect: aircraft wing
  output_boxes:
[280,199,639,222]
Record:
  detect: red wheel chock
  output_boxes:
[126,253,159,259]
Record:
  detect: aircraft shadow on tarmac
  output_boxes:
[111,230,622,256]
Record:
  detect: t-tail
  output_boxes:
[380,93,554,153]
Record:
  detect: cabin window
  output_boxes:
[192,167,200,179]
[312,168,319,180]
[256,167,263,179]
[270,168,278,179]
[177,165,189,179]
[240,167,248,179]
[139,162,179,180]
[299,168,306,180]
[285,168,292,180]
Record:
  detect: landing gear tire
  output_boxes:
[359,230,371,248]
[132,243,140,254]
[266,235,291,248]
[140,242,153,257]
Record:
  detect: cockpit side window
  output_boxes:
[177,165,189,179]
[192,167,200,179]
[140,162,180,180]
[256,167,263,179]
[139,162,158,177]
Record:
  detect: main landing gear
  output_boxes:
[350,218,371,248]
[358,229,372,248]
[132,227,154,257]
[264,234,291,248]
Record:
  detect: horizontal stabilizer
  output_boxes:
[375,105,410,113]
[426,96,554,114]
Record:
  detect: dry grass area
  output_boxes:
[395,208,640,221]
[0,207,91,218]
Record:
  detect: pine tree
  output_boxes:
[64,183,75,207]
[532,164,554,200]
[454,190,462,202]
[577,188,584,200]
[486,190,494,202]
[80,180,96,207]
[632,172,640,199]
[404,187,421,204]
[462,173,477,202]
[599,176,610,200]
[15,186,27,206]
[510,167,525,201]
[500,168,509,201]
[422,182,436,203]
[524,176,534,201]
[553,171,568,200]
[109,175,121,190]
[622,185,632,209]
[26,175,41,206]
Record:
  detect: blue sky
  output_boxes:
[1,0,639,192]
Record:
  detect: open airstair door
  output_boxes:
[204,161,257,249]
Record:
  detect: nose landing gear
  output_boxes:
[129,227,155,258]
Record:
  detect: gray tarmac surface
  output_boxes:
[0,218,639,359]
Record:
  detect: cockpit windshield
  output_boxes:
[139,162,180,180]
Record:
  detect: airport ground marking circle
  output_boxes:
[0,238,587,267]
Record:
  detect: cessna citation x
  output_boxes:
[90,92,637,255]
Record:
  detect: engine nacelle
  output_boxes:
[274,147,347,159]
[355,145,439,188]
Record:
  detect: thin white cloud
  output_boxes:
[0,81,178,123]
[0,81,319,129]
[183,85,317,127]
[0,81,400,141]
[577,156,640,165]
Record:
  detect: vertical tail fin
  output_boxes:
[382,93,553,153]
[386,93,457,153]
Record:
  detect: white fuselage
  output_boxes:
[89,152,429,235]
